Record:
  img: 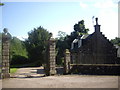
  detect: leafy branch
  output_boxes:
[0,3,4,6]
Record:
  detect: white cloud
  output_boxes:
[94,0,117,9]
[49,24,73,38]
[80,2,88,8]
[2,0,88,2]
[16,35,28,41]
[98,10,118,40]
[80,0,118,40]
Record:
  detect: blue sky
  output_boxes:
[1,0,119,40]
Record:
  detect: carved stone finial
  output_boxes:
[49,33,53,40]
[95,17,98,25]
[49,33,52,37]
[2,28,12,41]
[3,28,8,34]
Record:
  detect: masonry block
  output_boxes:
[1,29,11,79]
[64,49,70,74]
[45,37,56,76]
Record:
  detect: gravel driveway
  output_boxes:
[1,67,120,88]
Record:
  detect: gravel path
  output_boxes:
[1,67,120,88]
[10,67,45,78]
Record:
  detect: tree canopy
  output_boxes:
[74,20,89,37]
[0,3,4,6]
[64,20,89,49]
[56,20,89,65]
[25,26,51,66]
[3,20,89,66]
[57,31,67,41]
[10,37,28,65]
[111,37,120,46]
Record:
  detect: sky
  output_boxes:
[0,0,119,40]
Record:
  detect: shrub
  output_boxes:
[11,55,29,65]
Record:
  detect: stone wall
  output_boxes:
[70,64,120,75]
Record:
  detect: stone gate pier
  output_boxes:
[64,49,70,74]
[0,32,2,79]
[45,35,56,76]
[1,28,11,79]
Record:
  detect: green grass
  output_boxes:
[10,68,18,74]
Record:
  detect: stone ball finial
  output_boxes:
[49,33,53,39]
[2,28,12,41]
[65,49,70,54]
[3,28,8,34]
[95,17,98,25]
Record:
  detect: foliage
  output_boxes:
[10,37,28,57]
[10,68,17,74]
[111,37,120,46]
[74,20,89,37]
[57,31,67,41]
[2,20,89,67]
[11,55,28,65]
[0,3,4,6]
[10,37,28,65]
[11,61,42,68]
[56,20,89,65]
[25,26,50,66]
[65,20,89,49]
[0,32,1,72]
[56,31,68,65]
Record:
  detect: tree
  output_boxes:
[10,37,28,57]
[0,33,2,67]
[74,20,89,37]
[65,20,89,50]
[111,37,120,46]
[56,31,67,65]
[57,31,67,41]
[0,3,4,6]
[25,26,50,66]
[10,37,28,65]
[56,20,89,65]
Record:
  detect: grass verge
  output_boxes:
[10,68,18,74]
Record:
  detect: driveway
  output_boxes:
[1,67,120,88]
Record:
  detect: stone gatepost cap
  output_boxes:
[3,28,8,33]
[49,37,56,42]
[65,49,70,53]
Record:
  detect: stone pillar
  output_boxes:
[45,37,56,76]
[1,28,11,79]
[64,49,70,74]
[0,33,2,79]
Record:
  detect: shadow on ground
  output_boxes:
[11,67,64,79]
[31,67,64,75]
[56,67,64,75]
